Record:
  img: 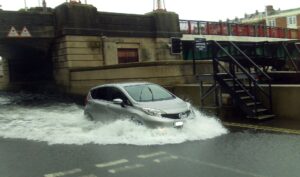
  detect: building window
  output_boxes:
[267,19,276,27]
[117,48,139,64]
[287,16,297,28]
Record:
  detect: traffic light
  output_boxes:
[170,37,182,54]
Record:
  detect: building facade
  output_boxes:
[240,5,300,29]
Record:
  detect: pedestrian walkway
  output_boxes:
[204,107,300,135]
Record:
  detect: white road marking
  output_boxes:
[137,151,167,159]
[153,155,178,163]
[95,159,128,168]
[179,156,266,177]
[44,168,82,177]
[108,164,144,174]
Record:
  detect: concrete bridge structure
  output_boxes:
[2,2,299,94]
[0,2,189,94]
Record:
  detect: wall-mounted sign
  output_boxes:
[7,26,19,37]
[20,27,32,37]
[194,38,207,51]
[7,26,32,38]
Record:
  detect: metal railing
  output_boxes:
[282,42,299,72]
[180,20,300,39]
[213,40,273,115]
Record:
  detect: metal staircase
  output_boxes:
[212,41,275,119]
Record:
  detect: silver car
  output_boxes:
[84,82,195,128]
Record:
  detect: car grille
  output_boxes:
[161,110,191,119]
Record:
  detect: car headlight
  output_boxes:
[142,108,164,117]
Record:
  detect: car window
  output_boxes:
[124,84,175,102]
[110,87,131,105]
[90,87,109,101]
[91,86,131,105]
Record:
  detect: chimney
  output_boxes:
[265,5,274,15]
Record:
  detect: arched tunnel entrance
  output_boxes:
[0,38,54,90]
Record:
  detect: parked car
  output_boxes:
[84,82,195,128]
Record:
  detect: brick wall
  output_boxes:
[276,17,287,28]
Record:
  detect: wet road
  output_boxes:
[0,92,300,177]
[1,131,300,177]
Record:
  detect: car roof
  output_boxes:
[91,82,153,90]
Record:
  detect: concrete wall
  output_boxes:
[55,3,181,38]
[68,61,212,96]
[52,35,183,91]
[269,85,300,120]
[172,84,300,120]
[0,11,54,38]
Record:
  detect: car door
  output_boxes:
[87,87,110,121]
[105,87,139,120]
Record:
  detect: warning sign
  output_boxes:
[7,26,19,37]
[20,27,31,37]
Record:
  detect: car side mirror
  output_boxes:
[113,98,125,107]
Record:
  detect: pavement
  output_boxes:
[202,107,300,135]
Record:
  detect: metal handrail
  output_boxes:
[229,41,272,80]
[214,59,255,101]
[213,40,272,112]
[213,41,269,96]
[282,42,299,72]
[179,19,300,39]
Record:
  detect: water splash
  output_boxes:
[0,93,227,145]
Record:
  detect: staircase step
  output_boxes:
[240,96,252,100]
[247,114,275,120]
[252,108,268,113]
[223,78,234,81]
[235,90,247,93]
[246,102,261,106]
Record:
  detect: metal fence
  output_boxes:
[179,20,300,39]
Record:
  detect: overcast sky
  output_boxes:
[0,0,299,21]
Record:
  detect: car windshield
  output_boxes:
[124,84,175,102]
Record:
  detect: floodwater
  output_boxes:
[0,92,227,145]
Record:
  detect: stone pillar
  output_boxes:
[0,58,10,90]
[149,11,181,38]
[148,11,182,60]
[52,35,104,92]
[53,3,102,92]
[54,2,98,35]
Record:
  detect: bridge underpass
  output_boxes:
[0,9,55,90]
[0,37,54,90]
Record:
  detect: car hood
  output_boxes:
[134,98,188,114]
